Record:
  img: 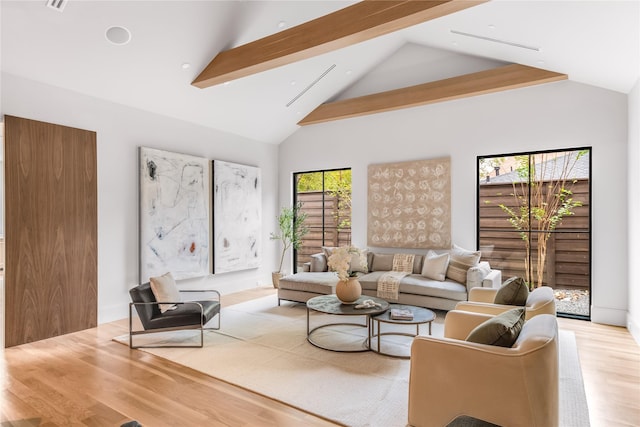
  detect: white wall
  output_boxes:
[628,78,640,343]
[1,72,280,324]
[280,80,629,326]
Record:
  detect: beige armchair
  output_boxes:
[408,311,558,427]
[455,285,556,320]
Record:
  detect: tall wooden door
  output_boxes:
[4,115,97,347]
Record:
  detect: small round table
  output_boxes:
[370,304,436,359]
[306,295,389,352]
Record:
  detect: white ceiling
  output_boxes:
[1,1,639,144]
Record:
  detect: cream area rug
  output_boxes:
[115,296,590,427]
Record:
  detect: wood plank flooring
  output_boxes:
[556,317,640,427]
[1,287,638,426]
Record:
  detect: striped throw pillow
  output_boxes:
[445,245,481,284]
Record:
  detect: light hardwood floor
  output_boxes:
[1,287,638,426]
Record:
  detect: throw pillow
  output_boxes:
[421,250,450,281]
[322,246,338,259]
[467,263,492,288]
[371,253,394,272]
[465,307,526,347]
[494,276,530,306]
[392,253,415,273]
[149,272,181,313]
[445,244,482,283]
[349,248,369,273]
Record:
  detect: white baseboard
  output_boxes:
[590,305,627,326]
[99,303,129,324]
[627,313,640,346]
[99,275,271,325]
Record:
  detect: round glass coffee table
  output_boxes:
[306,294,389,352]
[370,304,436,359]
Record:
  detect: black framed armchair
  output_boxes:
[128,282,221,349]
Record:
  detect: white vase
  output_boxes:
[336,277,362,304]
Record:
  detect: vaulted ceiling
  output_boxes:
[1,1,638,144]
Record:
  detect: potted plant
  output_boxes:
[327,245,366,303]
[270,202,308,288]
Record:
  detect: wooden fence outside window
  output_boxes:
[479,179,590,291]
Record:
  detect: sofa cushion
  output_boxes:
[278,272,338,295]
[465,307,526,347]
[147,300,221,330]
[371,253,422,274]
[324,247,369,274]
[371,253,393,271]
[350,248,369,273]
[392,253,415,273]
[467,262,492,289]
[310,253,328,272]
[149,272,181,313]
[359,272,467,301]
[494,276,529,306]
[322,246,338,259]
[446,245,481,283]
[421,250,450,281]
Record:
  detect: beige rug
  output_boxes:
[115,296,589,427]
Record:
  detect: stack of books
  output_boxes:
[390,308,414,320]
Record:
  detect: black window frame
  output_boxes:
[292,168,352,272]
[476,147,592,320]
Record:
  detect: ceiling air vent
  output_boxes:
[46,0,68,12]
[286,64,336,107]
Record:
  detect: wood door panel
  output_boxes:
[5,115,97,347]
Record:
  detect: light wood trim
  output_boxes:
[192,0,486,88]
[299,64,568,125]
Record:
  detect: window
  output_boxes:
[477,148,591,318]
[293,169,351,272]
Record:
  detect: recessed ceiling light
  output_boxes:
[488,24,496,30]
[181,63,191,70]
[278,21,287,29]
[290,80,297,86]
[105,26,131,45]
[345,70,353,75]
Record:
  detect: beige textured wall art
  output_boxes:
[368,157,451,249]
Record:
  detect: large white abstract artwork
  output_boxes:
[213,160,261,273]
[139,147,211,282]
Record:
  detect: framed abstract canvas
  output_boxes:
[213,160,261,273]
[368,157,451,249]
[139,147,211,282]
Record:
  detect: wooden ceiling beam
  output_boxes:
[298,64,568,126]
[192,0,486,89]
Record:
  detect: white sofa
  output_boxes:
[278,250,501,311]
